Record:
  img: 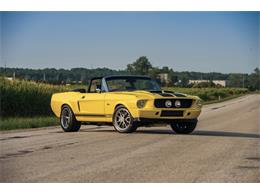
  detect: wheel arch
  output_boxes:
[113,103,133,114]
[113,102,138,118]
[114,103,125,110]
[60,103,75,116]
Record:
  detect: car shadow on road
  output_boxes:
[138,129,260,139]
[191,130,259,139]
[82,128,260,139]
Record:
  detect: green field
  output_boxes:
[0,77,69,117]
[0,78,249,130]
[164,87,248,102]
[0,117,59,131]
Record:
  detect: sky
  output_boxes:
[0,12,259,73]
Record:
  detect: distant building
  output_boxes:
[189,80,226,87]
[5,77,14,81]
[158,73,170,84]
[72,80,82,84]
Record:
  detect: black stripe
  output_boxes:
[75,114,106,117]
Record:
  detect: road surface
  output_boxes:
[0,94,259,182]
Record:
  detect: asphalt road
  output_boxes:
[0,94,259,182]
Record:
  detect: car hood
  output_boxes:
[109,90,195,99]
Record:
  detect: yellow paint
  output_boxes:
[51,90,202,122]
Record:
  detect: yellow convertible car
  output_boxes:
[51,75,202,133]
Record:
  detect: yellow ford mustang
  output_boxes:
[51,75,202,133]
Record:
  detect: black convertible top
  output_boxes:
[90,75,151,81]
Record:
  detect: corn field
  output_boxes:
[0,77,69,117]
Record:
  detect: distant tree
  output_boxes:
[1,66,258,89]
[80,71,87,84]
[126,56,152,75]
[167,68,176,86]
[179,74,189,87]
[161,66,169,73]
[148,67,161,79]
[248,68,260,91]
[228,74,243,88]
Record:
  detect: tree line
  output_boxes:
[0,56,259,90]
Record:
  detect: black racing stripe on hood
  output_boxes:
[163,91,187,97]
[151,91,174,97]
[160,91,187,97]
[159,93,174,97]
[150,90,187,97]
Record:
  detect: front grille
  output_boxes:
[154,99,193,108]
[160,110,183,117]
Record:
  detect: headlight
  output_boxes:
[196,99,203,107]
[137,100,147,108]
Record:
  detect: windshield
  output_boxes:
[105,77,161,92]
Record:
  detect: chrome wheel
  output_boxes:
[114,108,131,131]
[61,107,71,129]
[113,105,137,133]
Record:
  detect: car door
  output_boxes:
[78,79,105,116]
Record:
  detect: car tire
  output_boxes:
[170,120,197,134]
[60,105,81,132]
[112,105,137,133]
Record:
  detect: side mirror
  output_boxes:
[96,88,101,93]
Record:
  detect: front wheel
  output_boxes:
[60,105,81,132]
[170,120,197,134]
[112,106,137,133]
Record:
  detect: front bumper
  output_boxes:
[136,109,201,119]
[134,118,198,124]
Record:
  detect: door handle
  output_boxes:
[81,96,85,99]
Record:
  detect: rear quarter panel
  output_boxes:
[51,92,81,117]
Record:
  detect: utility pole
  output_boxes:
[4,61,6,77]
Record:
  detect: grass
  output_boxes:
[0,116,59,131]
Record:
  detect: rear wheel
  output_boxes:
[170,120,197,134]
[60,105,81,132]
[113,106,137,133]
